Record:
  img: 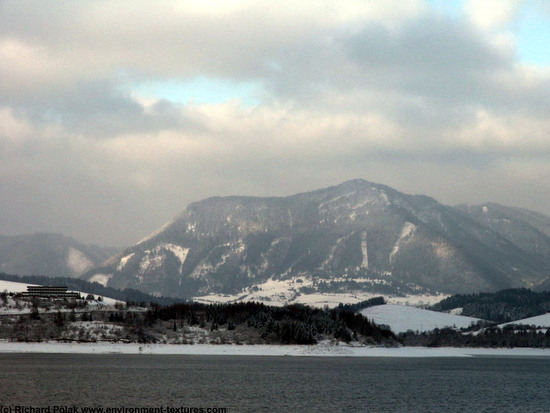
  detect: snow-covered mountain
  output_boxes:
[84,179,550,302]
[457,203,550,269]
[0,233,118,278]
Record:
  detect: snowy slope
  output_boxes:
[0,279,119,305]
[499,313,550,328]
[0,279,37,292]
[360,304,482,333]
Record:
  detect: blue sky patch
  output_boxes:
[134,77,262,107]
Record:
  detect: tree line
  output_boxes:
[144,300,397,345]
[400,325,550,348]
[431,288,550,323]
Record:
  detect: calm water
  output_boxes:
[1,354,550,412]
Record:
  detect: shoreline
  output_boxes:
[1,341,550,357]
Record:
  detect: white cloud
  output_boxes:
[0,108,33,141]
[0,0,549,245]
[464,0,525,29]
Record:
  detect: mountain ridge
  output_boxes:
[83,180,550,303]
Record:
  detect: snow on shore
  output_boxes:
[0,341,549,358]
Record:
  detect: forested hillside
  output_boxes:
[0,292,396,346]
[431,289,550,323]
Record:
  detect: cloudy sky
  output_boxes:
[1,0,549,247]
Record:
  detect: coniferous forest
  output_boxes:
[0,291,397,346]
[431,288,550,323]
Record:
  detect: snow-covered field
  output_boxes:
[0,340,549,357]
[194,290,446,309]
[360,304,482,333]
[193,277,448,308]
[0,279,38,293]
[499,313,550,328]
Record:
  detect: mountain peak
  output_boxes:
[84,181,550,303]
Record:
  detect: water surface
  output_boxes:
[1,354,549,412]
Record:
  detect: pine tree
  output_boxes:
[30,299,40,320]
[55,310,65,328]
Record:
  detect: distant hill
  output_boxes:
[0,233,118,278]
[456,203,550,270]
[83,179,550,302]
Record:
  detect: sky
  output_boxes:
[1,0,549,247]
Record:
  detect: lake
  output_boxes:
[1,354,550,412]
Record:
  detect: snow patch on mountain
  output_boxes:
[190,261,214,279]
[66,247,94,275]
[321,233,354,270]
[164,244,189,266]
[318,193,356,211]
[140,254,164,273]
[139,243,190,275]
[136,220,175,245]
[89,273,113,287]
[117,253,135,271]
[158,243,188,271]
[190,241,243,278]
[433,241,455,259]
[389,222,416,264]
[360,231,369,269]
